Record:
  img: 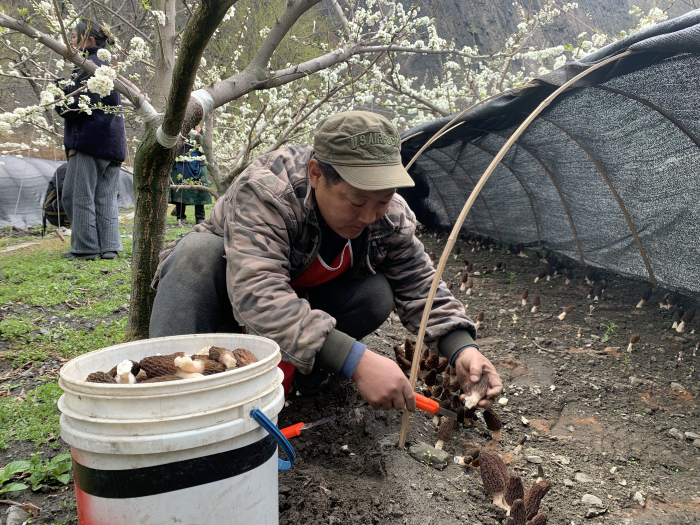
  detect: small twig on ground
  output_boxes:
[65,300,79,310]
[55,227,65,242]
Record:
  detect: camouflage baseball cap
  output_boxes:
[313,111,415,191]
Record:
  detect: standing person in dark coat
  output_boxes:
[55,19,127,260]
[169,126,212,224]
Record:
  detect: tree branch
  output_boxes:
[0,13,147,108]
[169,184,219,198]
[381,77,449,117]
[91,0,153,43]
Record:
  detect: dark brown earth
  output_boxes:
[2,232,700,525]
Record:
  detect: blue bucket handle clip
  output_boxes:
[250,408,296,471]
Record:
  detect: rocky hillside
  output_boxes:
[403,0,695,82]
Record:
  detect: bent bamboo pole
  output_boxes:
[398,50,634,450]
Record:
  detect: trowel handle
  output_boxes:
[280,422,305,439]
[414,393,439,415]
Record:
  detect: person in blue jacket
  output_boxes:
[55,19,127,260]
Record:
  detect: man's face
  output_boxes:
[309,160,395,240]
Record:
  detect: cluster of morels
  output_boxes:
[85,346,258,384]
[394,339,501,449]
[478,450,551,525]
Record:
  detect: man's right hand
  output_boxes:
[351,349,416,411]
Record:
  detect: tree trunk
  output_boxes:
[124,126,178,341]
[202,112,226,194]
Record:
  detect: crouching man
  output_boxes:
[149,111,502,411]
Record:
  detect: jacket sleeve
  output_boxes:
[379,197,477,361]
[225,175,337,374]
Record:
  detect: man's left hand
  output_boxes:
[454,346,503,408]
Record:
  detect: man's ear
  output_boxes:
[308,159,322,190]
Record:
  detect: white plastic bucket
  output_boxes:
[58,334,289,525]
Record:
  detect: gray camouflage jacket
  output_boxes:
[154,145,477,374]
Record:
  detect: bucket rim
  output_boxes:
[60,333,280,393]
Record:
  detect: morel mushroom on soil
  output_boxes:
[637,286,652,308]
[506,475,525,507]
[510,499,527,525]
[531,295,540,313]
[677,308,695,333]
[475,311,485,330]
[534,269,546,283]
[558,306,575,321]
[565,269,574,285]
[460,271,470,291]
[526,513,548,525]
[628,334,640,353]
[435,417,453,450]
[524,481,552,520]
[479,450,510,511]
[453,246,461,260]
[483,408,502,440]
[585,266,597,285]
[593,283,604,301]
[672,310,682,330]
[521,288,529,307]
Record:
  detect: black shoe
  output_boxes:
[62,252,100,260]
[101,251,119,259]
[292,368,332,396]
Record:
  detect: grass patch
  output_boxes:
[0,382,63,449]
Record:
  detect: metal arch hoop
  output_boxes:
[536,114,658,286]
[459,140,542,248]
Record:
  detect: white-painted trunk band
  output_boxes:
[156,125,181,149]
[191,89,214,118]
[136,100,158,122]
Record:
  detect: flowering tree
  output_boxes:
[0,0,671,339]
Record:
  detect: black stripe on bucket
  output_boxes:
[73,435,277,499]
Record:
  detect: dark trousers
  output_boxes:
[149,233,394,367]
[173,202,205,222]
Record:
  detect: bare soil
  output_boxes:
[2,234,700,525]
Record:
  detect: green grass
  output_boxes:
[0,382,63,448]
[0,204,211,453]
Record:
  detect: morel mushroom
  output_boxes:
[116,359,138,384]
[479,451,510,511]
[505,475,525,507]
[483,408,502,440]
[140,355,180,378]
[585,266,597,285]
[232,348,258,367]
[460,271,470,291]
[493,261,503,272]
[558,306,575,321]
[424,369,438,393]
[672,310,682,330]
[139,374,181,384]
[627,334,640,353]
[206,346,237,369]
[637,287,652,308]
[429,250,436,265]
[521,288,529,307]
[475,311,485,330]
[545,265,554,282]
[107,360,139,378]
[510,499,526,525]
[466,278,475,296]
[436,357,449,374]
[531,295,540,314]
[447,282,454,291]
[526,513,548,525]
[677,308,696,333]
[517,243,527,258]
[453,246,461,260]
[435,417,453,450]
[464,373,490,409]
[565,269,574,285]
[524,481,551,520]
[534,269,546,284]
[394,346,412,371]
[86,371,116,384]
[403,339,415,362]
[504,519,516,525]
[593,283,604,302]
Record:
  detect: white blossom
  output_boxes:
[97,48,112,62]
